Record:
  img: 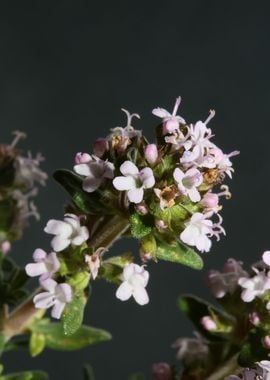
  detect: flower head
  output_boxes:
[116,263,149,305]
[25,248,60,278]
[74,156,114,193]
[44,213,89,252]
[238,271,270,302]
[113,161,155,204]
[33,277,72,319]
[152,97,186,134]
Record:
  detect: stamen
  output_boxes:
[121,108,140,127]
[218,185,232,200]
[11,130,27,148]
[172,96,181,116]
[204,109,216,125]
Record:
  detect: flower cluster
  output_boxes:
[0,131,47,250]
[25,97,237,320]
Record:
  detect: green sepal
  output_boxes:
[29,332,46,357]
[178,295,235,341]
[129,213,152,239]
[156,239,203,270]
[0,371,48,380]
[68,271,90,292]
[140,234,157,260]
[61,295,86,336]
[53,169,110,215]
[29,319,111,351]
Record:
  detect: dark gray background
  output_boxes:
[1,1,270,379]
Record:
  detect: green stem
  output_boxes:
[204,354,241,380]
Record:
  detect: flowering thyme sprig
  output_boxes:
[25,97,238,323]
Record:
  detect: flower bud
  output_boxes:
[262,335,270,349]
[135,203,148,216]
[200,316,217,331]
[200,192,219,209]
[144,144,158,165]
[93,138,108,157]
[75,152,91,164]
[155,219,168,232]
[0,241,11,255]
[249,312,261,326]
[163,118,179,134]
[68,271,90,291]
[152,363,172,380]
[140,234,156,262]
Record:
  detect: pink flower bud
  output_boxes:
[0,241,11,255]
[144,144,158,165]
[93,138,108,157]
[200,316,217,331]
[249,312,260,326]
[75,152,91,164]
[152,363,172,380]
[155,220,167,232]
[135,203,148,215]
[201,192,219,209]
[262,335,270,349]
[223,258,242,273]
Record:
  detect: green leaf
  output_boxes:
[156,239,203,270]
[0,371,48,380]
[83,365,95,380]
[178,295,235,341]
[30,319,111,351]
[53,169,110,215]
[62,296,86,336]
[238,329,269,367]
[29,332,46,357]
[129,213,152,239]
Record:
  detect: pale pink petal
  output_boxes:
[104,162,115,178]
[188,187,201,202]
[33,292,55,309]
[46,252,60,273]
[122,263,136,281]
[113,176,136,191]
[40,277,57,292]
[33,248,47,262]
[51,236,70,252]
[25,262,47,277]
[44,220,72,237]
[127,187,144,204]
[173,168,185,183]
[263,251,270,266]
[73,163,92,176]
[180,226,200,246]
[57,283,72,302]
[82,177,102,192]
[133,286,149,305]
[152,107,171,118]
[140,167,155,188]
[116,281,133,301]
[120,161,139,176]
[241,289,255,302]
[51,301,65,319]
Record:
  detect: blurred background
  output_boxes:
[1,1,270,378]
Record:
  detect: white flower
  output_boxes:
[152,97,186,134]
[238,271,270,302]
[180,212,225,253]
[14,152,48,188]
[33,278,72,319]
[116,263,149,305]
[44,213,89,252]
[25,248,60,278]
[257,361,270,380]
[173,167,203,202]
[113,161,155,204]
[74,156,114,193]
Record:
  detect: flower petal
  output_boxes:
[120,161,139,176]
[33,292,55,309]
[113,176,136,191]
[127,187,144,204]
[140,168,155,188]
[33,248,47,262]
[152,107,171,118]
[51,300,65,319]
[51,236,71,252]
[73,163,93,177]
[133,286,149,305]
[83,177,102,192]
[116,281,133,301]
[44,220,72,237]
[25,262,47,277]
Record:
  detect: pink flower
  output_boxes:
[74,156,114,192]
[238,271,270,302]
[33,278,72,319]
[200,316,217,331]
[116,263,149,305]
[152,97,185,134]
[74,152,92,164]
[152,363,172,380]
[173,167,203,202]
[0,241,11,255]
[25,248,60,278]
[113,161,155,204]
[93,138,108,157]
[180,212,225,253]
[44,214,89,252]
